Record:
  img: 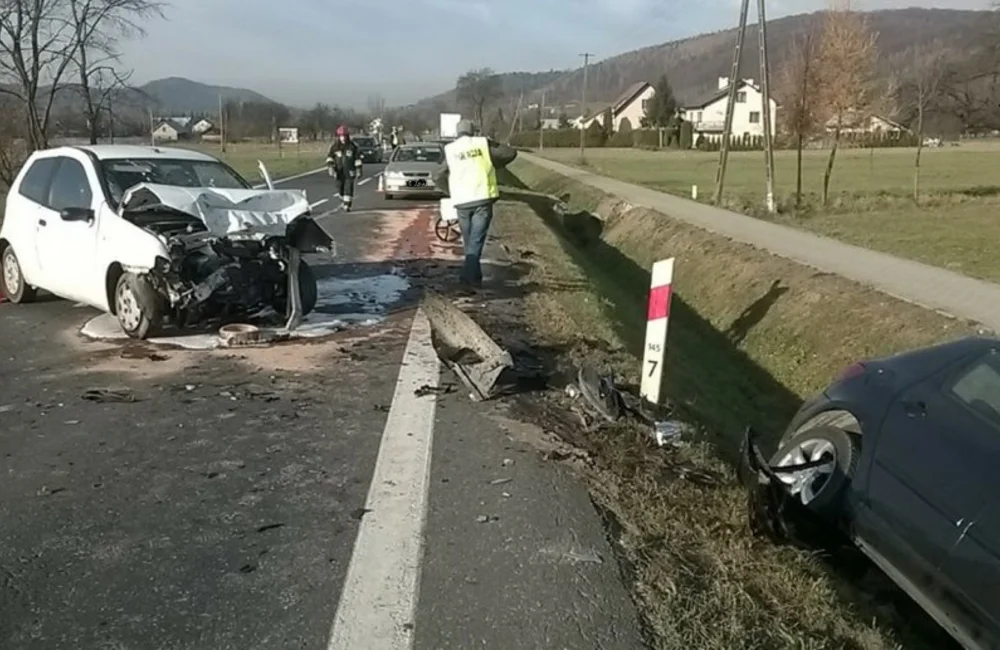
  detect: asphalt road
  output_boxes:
[0,165,645,649]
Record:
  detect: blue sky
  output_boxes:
[119,0,988,108]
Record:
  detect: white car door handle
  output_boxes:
[38,218,46,226]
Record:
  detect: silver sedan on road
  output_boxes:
[382,142,445,200]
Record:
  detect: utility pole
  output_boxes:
[539,91,546,151]
[579,52,593,160]
[757,0,776,213]
[218,94,226,153]
[148,106,154,145]
[714,0,750,204]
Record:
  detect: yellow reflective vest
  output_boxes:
[443,136,499,207]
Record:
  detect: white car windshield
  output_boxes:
[101,158,250,207]
[393,147,442,163]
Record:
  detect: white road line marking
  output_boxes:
[310,198,329,209]
[358,172,382,187]
[251,166,327,189]
[327,311,439,650]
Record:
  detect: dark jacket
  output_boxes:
[433,137,517,198]
[326,140,363,177]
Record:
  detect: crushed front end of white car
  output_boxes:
[116,183,333,338]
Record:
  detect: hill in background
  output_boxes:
[416,8,993,113]
[136,77,276,113]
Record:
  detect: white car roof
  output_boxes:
[42,144,221,162]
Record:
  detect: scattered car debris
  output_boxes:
[489,477,513,485]
[738,427,841,548]
[652,420,689,446]
[350,507,372,521]
[414,383,457,398]
[476,514,499,523]
[0,404,14,413]
[256,523,285,533]
[421,290,513,400]
[576,365,622,423]
[81,388,136,403]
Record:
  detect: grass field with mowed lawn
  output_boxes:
[184,141,329,183]
[538,142,1000,283]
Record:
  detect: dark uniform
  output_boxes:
[325,138,363,211]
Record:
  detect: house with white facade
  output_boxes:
[152,119,190,142]
[681,77,778,143]
[573,82,655,132]
[192,118,214,134]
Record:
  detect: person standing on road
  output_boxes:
[434,119,517,289]
[325,125,363,212]
[391,127,400,151]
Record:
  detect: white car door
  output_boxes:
[34,155,100,304]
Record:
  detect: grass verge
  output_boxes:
[184,141,329,182]
[536,146,1000,283]
[489,158,975,649]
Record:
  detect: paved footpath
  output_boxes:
[524,153,1000,331]
[0,165,643,649]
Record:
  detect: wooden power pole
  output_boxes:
[579,52,593,159]
[757,0,776,212]
[539,91,546,151]
[218,94,226,153]
[714,0,750,205]
[714,0,776,213]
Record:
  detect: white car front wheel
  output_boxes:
[1,247,37,303]
[114,272,163,339]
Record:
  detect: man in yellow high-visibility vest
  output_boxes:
[435,120,516,289]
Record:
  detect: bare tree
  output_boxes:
[899,44,948,201]
[0,0,79,149]
[777,30,820,208]
[455,67,503,128]
[815,0,879,206]
[68,0,164,144]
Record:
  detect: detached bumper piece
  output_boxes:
[738,427,840,548]
[421,290,513,401]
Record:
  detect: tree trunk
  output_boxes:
[822,124,841,208]
[795,132,803,208]
[914,106,925,202]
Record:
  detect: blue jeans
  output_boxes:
[457,202,493,286]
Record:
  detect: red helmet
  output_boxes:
[336,125,349,136]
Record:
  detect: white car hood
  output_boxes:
[120,183,311,237]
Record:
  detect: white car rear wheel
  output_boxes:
[115,272,163,339]
[1,247,37,303]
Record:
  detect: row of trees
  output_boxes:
[777,1,1000,205]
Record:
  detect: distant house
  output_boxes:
[573,82,655,132]
[681,77,778,143]
[540,118,561,130]
[824,111,907,135]
[191,118,214,134]
[152,119,191,142]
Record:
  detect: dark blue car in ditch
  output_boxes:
[749,336,1000,650]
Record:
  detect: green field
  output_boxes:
[538,143,1000,283]
[185,141,330,183]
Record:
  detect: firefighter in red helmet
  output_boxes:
[325,125,363,211]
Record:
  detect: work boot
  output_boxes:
[343,202,352,212]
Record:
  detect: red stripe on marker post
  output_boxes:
[647,284,672,321]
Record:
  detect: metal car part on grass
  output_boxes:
[421,289,513,400]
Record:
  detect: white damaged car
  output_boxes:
[0,145,332,339]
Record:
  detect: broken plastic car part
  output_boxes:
[421,290,513,400]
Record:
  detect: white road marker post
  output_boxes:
[640,257,675,408]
